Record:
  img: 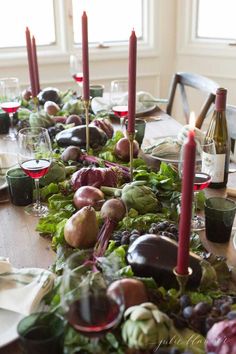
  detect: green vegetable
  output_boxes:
[118,211,167,231]
[62,98,84,115]
[102,181,161,215]
[40,161,67,187]
[29,110,55,128]
[121,181,161,214]
[122,302,172,350]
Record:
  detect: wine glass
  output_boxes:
[110,80,128,130]
[179,137,216,231]
[70,54,83,98]
[60,249,124,353]
[0,77,20,141]
[17,127,52,217]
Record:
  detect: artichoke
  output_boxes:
[121,181,159,214]
[29,111,55,128]
[122,302,172,350]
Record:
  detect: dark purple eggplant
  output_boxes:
[38,87,61,104]
[126,234,202,290]
[55,125,107,149]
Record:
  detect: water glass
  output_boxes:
[205,197,236,243]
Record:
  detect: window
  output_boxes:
[0,0,55,48]
[72,0,143,45]
[197,0,236,41]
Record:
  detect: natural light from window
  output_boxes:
[72,0,143,44]
[0,0,55,48]
[197,0,236,40]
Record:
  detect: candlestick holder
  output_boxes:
[83,99,90,153]
[173,267,192,295]
[127,132,135,181]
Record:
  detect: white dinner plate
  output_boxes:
[0,309,24,347]
[136,104,157,117]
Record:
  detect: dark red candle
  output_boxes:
[82,11,89,101]
[25,27,36,97]
[32,36,40,95]
[176,129,196,275]
[127,30,137,134]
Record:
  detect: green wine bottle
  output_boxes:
[203,88,230,188]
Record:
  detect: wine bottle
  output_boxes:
[203,88,230,189]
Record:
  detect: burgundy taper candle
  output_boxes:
[82,11,89,101]
[127,30,137,134]
[176,129,196,275]
[25,27,36,97]
[32,36,40,95]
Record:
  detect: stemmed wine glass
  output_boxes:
[60,249,124,353]
[70,54,83,98]
[110,80,128,130]
[179,137,216,231]
[0,77,20,141]
[17,127,52,217]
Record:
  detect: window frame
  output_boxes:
[0,0,159,67]
[177,0,236,58]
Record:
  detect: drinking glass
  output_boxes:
[60,249,124,353]
[70,54,83,98]
[110,80,128,130]
[0,77,20,141]
[179,137,216,231]
[17,127,52,217]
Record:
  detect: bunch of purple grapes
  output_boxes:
[173,294,236,336]
[112,221,179,247]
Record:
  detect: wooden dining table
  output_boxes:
[0,106,236,353]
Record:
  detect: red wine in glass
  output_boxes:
[112,105,128,118]
[1,102,20,114]
[194,172,212,191]
[21,159,50,179]
[72,73,83,84]
[67,294,122,338]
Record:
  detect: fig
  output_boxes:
[66,114,82,126]
[22,88,32,101]
[61,146,82,162]
[44,101,60,116]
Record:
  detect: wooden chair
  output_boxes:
[166,72,220,129]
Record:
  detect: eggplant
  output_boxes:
[55,125,107,149]
[126,234,202,289]
[38,87,61,104]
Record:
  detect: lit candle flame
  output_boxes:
[189,112,196,131]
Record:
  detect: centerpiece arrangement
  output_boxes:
[13,13,236,354]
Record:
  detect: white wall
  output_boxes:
[1,0,235,127]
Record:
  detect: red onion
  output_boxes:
[73,186,105,210]
[114,137,139,162]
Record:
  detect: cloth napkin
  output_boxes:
[0,257,55,315]
[91,91,159,114]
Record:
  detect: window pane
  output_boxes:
[197,0,236,40]
[72,0,143,44]
[0,0,55,48]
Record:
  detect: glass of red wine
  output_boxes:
[70,54,83,98]
[60,249,124,353]
[110,80,128,130]
[179,137,216,231]
[17,127,52,217]
[0,77,20,141]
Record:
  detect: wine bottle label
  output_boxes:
[202,152,225,183]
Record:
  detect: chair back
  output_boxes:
[166,72,219,128]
